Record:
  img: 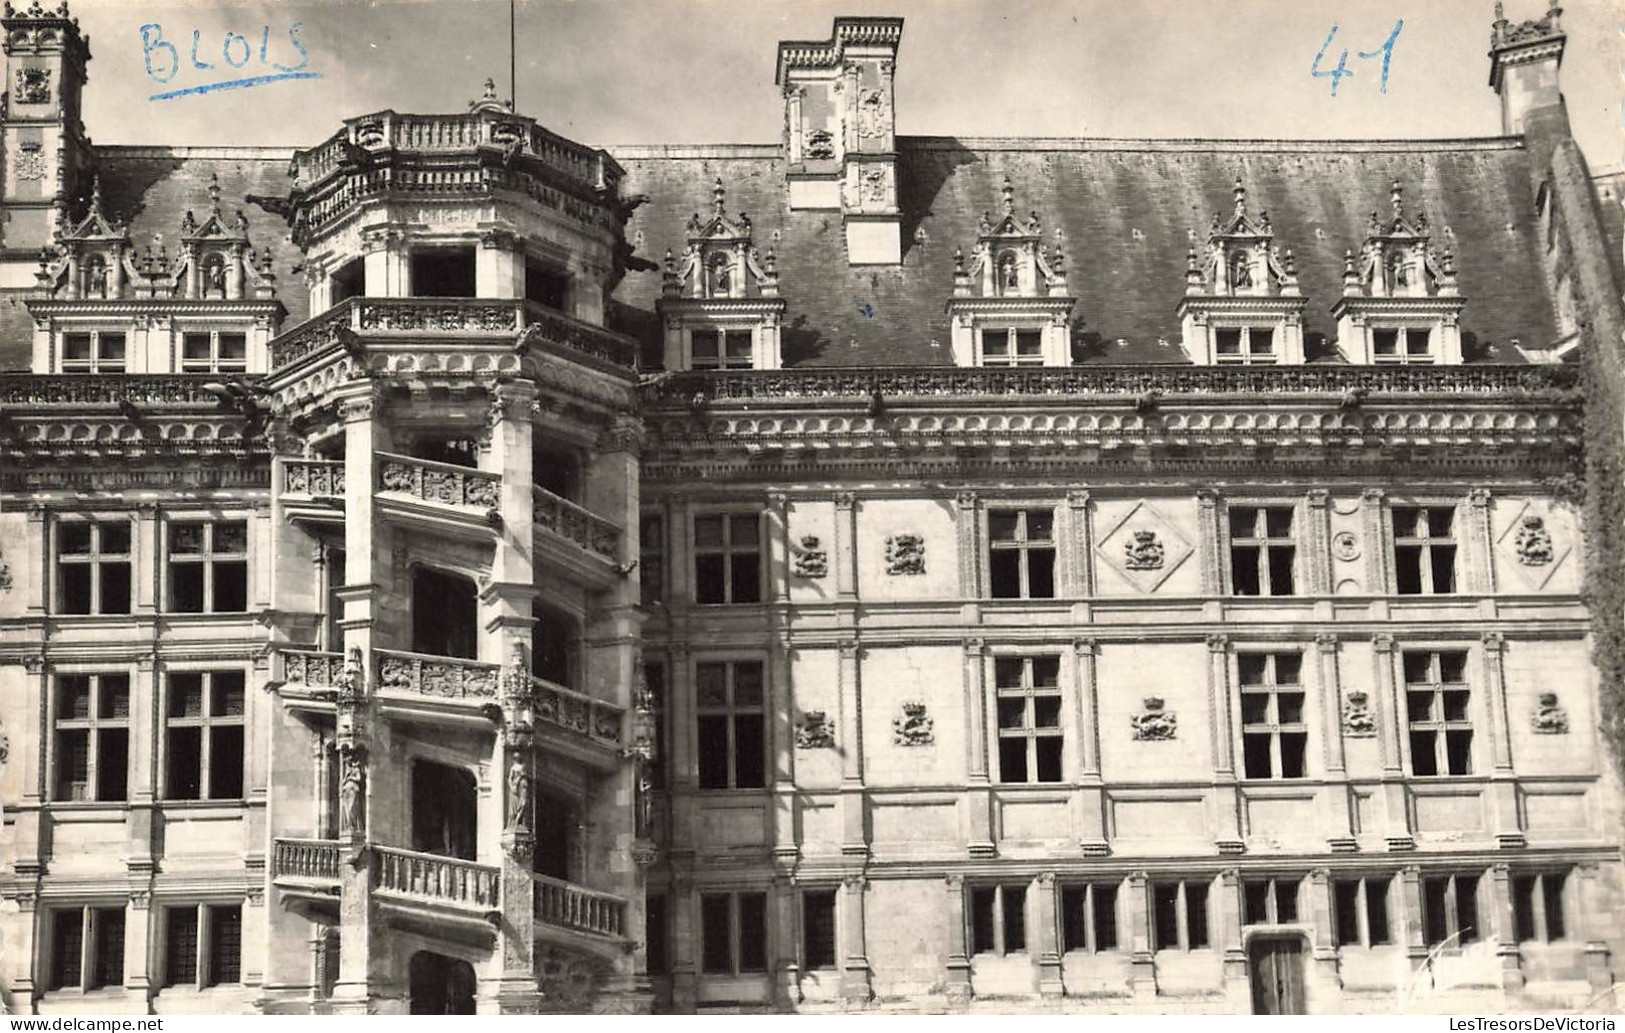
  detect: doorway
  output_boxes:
[1248,936,1306,1014]
[407,950,475,1014]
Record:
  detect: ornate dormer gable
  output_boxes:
[1331,181,1465,365]
[175,173,278,302]
[945,177,1074,368]
[1176,178,1307,365]
[41,177,129,300]
[657,178,788,371]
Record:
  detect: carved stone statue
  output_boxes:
[507,757,532,832]
[339,756,366,837]
[998,252,1019,293]
[205,256,226,296]
[1230,251,1251,290]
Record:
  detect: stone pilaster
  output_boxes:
[833,491,858,600]
[1317,633,1356,851]
[1072,638,1107,854]
[1489,863,1525,991]
[1480,632,1524,848]
[1034,872,1064,998]
[1373,634,1413,851]
[963,638,994,857]
[839,874,873,1006]
[1207,634,1243,852]
[837,637,866,858]
[1065,490,1093,597]
[943,874,972,1002]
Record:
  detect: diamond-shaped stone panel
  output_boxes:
[1494,500,1570,592]
[1095,500,1194,593]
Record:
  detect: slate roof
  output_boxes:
[611,137,1560,368]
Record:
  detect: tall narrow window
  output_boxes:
[1151,880,1210,951]
[51,907,126,991]
[165,671,246,801]
[640,514,665,606]
[645,893,670,975]
[1333,876,1392,948]
[411,567,478,659]
[801,889,838,971]
[206,905,242,986]
[1392,506,1456,595]
[164,907,200,986]
[54,673,129,802]
[1228,506,1296,596]
[969,884,1027,955]
[1512,871,1568,943]
[1242,877,1302,924]
[1404,651,1472,777]
[1060,883,1119,953]
[1421,873,1481,948]
[693,512,761,605]
[167,520,249,613]
[700,891,768,975]
[690,328,754,370]
[1239,652,1308,779]
[988,508,1056,599]
[56,520,132,615]
[994,656,1063,784]
[695,660,766,790]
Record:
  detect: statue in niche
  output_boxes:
[204,255,226,297]
[338,754,366,837]
[506,757,532,832]
[1531,692,1569,734]
[1514,514,1554,566]
[997,252,1019,294]
[1388,251,1409,290]
[707,253,731,297]
[83,255,107,298]
[1230,251,1252,290]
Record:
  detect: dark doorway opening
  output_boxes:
[410,247,477,298]
[411,567,478,660]
[408,951,475,1014]
[410,760,478,860]
[532,789,578,881]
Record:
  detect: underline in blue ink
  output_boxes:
[148,70,321,101]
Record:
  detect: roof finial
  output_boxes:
[208,173,221,217]
[1233,176,1246,216]
[483,77,497,103]
[1493,0,1505,20]
[1001,175,1015,217]
[712,177,726,218]
[953,246,965,275]
[1390,180,1403,220]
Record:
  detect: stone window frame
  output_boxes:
[53,514,134,616]
[1241,874,1304,925]
[50,668,131,804]
[159,901,244,989]
[687,326,756,370]
[1224,502,1300,597]
[1510,868,1570,944]
[986,506,1058,600]
[47,905,126,992]
[967,882,1029,957]
[975,325,1046,367]
[693,655,768,791]
[1388,502,1459,596]
[1331,874,1394,948]
[177,327,249,374]
[160,666,247,802]
[1211,323,1279,365]
[991,653,1065,784]
[1150,877,1212,952]
[1420,870,1484,949]
[58,328,128,373]
[690,507,764,606]
[162,514,251,615]
[698,888,770,976]
[1370,324,1437,365]
[971,493,1076,600]
[639,510,665,607]
[1235,650,1311,781]
[1401,649,1475,778]
[1058,880,1122,954]
[798,886,840,972]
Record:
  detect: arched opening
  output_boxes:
[411,568,478,659]
[531,600,579,689]
[532,787,579,881]
[410,760,478,860]
[532,442,581,502]
[408,950,475,1014]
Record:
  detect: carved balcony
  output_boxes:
[531,674,624,770]
[532,485,623,585]
[276,456,346,525]
[272,837,343,890]
[373,845,501,921]
[373,648,502,726]
[533,873,629,948]
[267,647,347,715]
[375,451,501,538]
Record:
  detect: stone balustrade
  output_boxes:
[279,457,345,500]
[374,845,500,911]
[376,451,501,512]
[532,485,621,562]
[533,873,627,939]
[272,837,342,884]
[375,648,502,700]
[274,648,347,691]
[0,374,257,407]
[531,675,624,748]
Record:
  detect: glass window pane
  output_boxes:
[1033,697,1062,728]
[989,511,1019,542]
[729,514,759,547]
[737,894,768,972]
[100,523,131,554]
[733,715,765,788]
[183,334,212,361]
[1275,653,1302,685]
[60,524,92,554]
[169,524,204,554]
[1035,737,1063,782]
[695,665,727,708]
[1032,657,1060,687]
[214,523,248,554]
[98,676,130,719]
[993,658,1024,689]
[59,676,92,718]
[693,516,723,548]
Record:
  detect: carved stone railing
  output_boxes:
[274,648,347,691]
[272,837,341,884]
[356,298,522,334]
[532,486,621,562]
[376,452,500,511]
[645,364,1581,405]
[521,303,639,370]
[531,675,624,748]
[374,845,500,912]
[375,648,501,701]
[533,873,627,939]
[268,300,355,371]
[0,374,260,407]
[279,458,346,500]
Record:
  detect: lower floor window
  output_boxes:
[1060,883,1118,952]
[51,907,125,991]
[1152,880,1210,950]
[645,894,669,975]
[970,884,1027,956]
[1242,876,1301,925]
[801,889,838,971]
[700,891,767,975]
[1512,871,1568,943]
[164,903,243,987]
[1333,876,1392,947]
[1422,873,1481,948]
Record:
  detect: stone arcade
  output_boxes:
[0,2,1621,1016]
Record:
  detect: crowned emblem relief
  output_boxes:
[858,165,893,206]
[14,67,50,104]
[796,710,835,749]
[793,535,828,579]
[804,128,836,160]
[0,547,11,594]
[12,140,45,182]
[857,88,889,139]
[1095,501,1193,594]
[1514,514,1554,566]
[1531,692,1569,735]
[893,702,934,746]
[884,533,925,576]
[1123,530,1165,571]
[1342,690,1377,738]
[1131,697,1177,741]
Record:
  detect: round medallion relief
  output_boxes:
[1332,531,1360,562]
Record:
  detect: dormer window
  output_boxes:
[62,332,125,373]
[658,178,787,371]
[947,178,1075,368]
[1177,179,1306,366]
[1333,181,1465,365]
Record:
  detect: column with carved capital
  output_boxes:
[1034,872,1064,997]
[1065,490,1093,599]
[1304,489,1333,598]
[1361,490,1390,614]
[360,223,408,296]
[669,871,697,1012]
[1207,634,1244,852]
[963,638,995,857]
[1306,868,1338,988]
[768,495,799,864]
[833,491,859,601]
[1480,632,1524,849]
[953,491,980,619]
[492,650,540,1013]
[124,889,153,1000]
[127,652,158,878]
[839,874,873,1005]
[22,502,46,615]
[1196,489,1224,604]
[837,638,867,857]
[1317,634,1356,851]
[1397,865,1426,965]
[1465,488,1496,596]
[943,875,972,1002]
[1372,635,1413,852]
[1072,639,1108,854]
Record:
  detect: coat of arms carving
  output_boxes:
[1342,690,1377,737]
[12,141,45,182]
[804,128,835,160]
[1514,515,1554,566]
[857,88,889,139]
[1131,696,1177,741]
[1123,530,1165,571]
[793,535,828,579]
[893,702,934,746]
[14,67,50,105]
[796,710,835,749]
[1531,692,1569,734]
[884,533,925,575]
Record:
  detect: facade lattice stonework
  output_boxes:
[0,2,1622,1016]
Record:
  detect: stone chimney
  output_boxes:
[776,17,903,265]
[1488,0,1566,136]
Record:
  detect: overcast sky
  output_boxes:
[77,0,1621,169]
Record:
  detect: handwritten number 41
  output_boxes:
[1313,20,1403,97]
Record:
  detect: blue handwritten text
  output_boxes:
[141,22,320,101]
